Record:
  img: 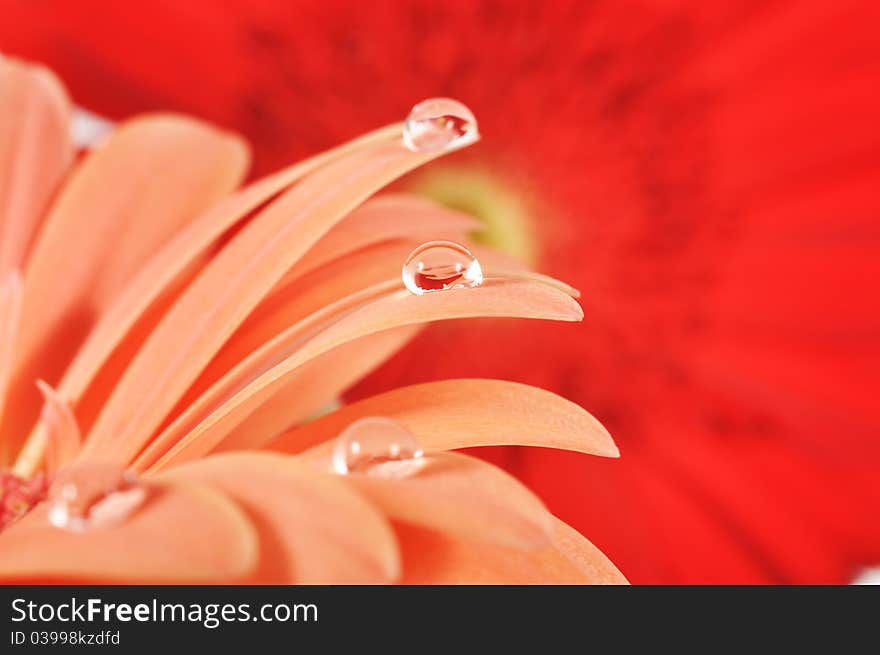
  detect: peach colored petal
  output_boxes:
[395,518,627,584]
[12,125,404,477]
[0,58,73,278]
[214,326,421,453]
[35,380,81,476]
[51,126,402,410]
[271,379,617,457]
[141,278,581,472]
[84,131,474,463]
[135,282,398,471]
[16,114,249,365]
[181,216,476,408]
[331,451,553,550]
[0,479,258,583]
[550,517,629,584]
[167,241,551,431]
[469,244,582,298]
[160,452,399,583]
[0,271,22,423]
[6,115,249,469]
[285,193,481,282]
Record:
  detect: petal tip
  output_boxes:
[590,416,619,458]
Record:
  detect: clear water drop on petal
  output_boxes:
[403,98,478,152]
[402,240,483,295]
[333,417,425,478]
[47,463,146,532]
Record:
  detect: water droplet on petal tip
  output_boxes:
[333,417,425,478]
[402,240,483,295]
[403,98,478,153]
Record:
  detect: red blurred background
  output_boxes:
[1,0,878,583]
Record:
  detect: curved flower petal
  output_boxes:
[16,114,249,366]
[333,451,553,549]
[271,379,617,457]
[12,126,407,478]
[0,58,72,278]
[214,326,421,452]
[84,130,469,463]
[184,217,477,405]
[164,242,551,435]
[550,517,629,584]
[160,452,399,583]
[394,517,626,584]
[6,115,249,467]
[140,278,582,471]
[35,380,81,475]
[0,479,258,583]
[45,125,402,414]
[286,193,481,282]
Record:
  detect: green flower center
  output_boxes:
[410,166,538,267]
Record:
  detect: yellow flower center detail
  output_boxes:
[409,166,538,267]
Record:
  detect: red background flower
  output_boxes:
[1,0,878,582]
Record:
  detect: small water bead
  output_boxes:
[403,98,479,153]
[402,240,483,295]
[47,463,146,532]
[333,417,425,478]
[71,107,114,149]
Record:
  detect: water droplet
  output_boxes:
[47,463,146,532]
[402,240,483,295]
[71,107,114,149]
[333,417,425,478]
[403,98,478,152]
